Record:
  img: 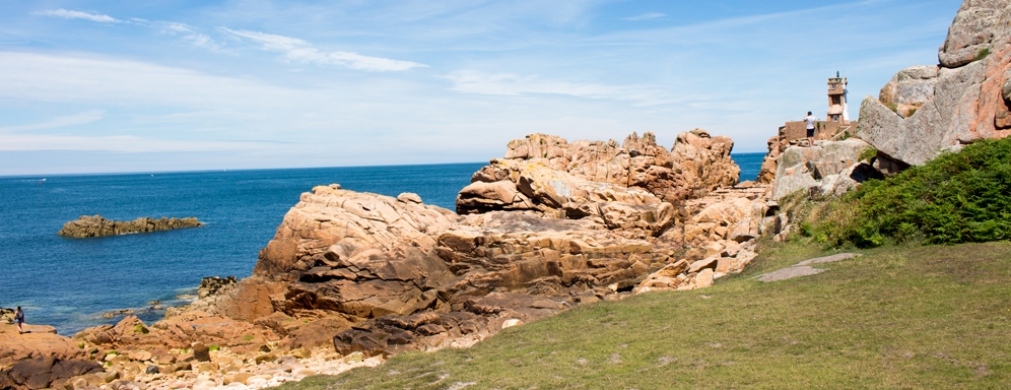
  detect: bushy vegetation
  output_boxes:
[806,138,1011,247]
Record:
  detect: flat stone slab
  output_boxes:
[795,253,862,266]
[758,253,862,282]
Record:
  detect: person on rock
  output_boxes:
[804,111,818,146]
[14,306,24,333]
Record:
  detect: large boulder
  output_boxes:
[0,323,83,367]
[857,0,1011,167]
[878,65,940,118]
[771,138,875,200]
[938,0,1007,68]
[458,159,674,236]
[0,356,103,390]
[669,129,740,197]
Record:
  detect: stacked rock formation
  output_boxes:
[858,0,1011,167]
[58,215,203,238]
[457,130,739,214]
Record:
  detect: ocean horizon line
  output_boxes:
[0,152,769,179]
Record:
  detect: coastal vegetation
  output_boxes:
[797,137,1011,248]
[271,240,1011,389]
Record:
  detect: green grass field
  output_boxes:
[272,240,1011,389]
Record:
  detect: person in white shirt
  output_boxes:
[804,111,818,146]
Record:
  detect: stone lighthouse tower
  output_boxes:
[827,71,849,123]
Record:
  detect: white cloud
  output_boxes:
[220,28,427,72]
[623,12,665,21]
[157,22,223,51]
[446,70,674,106]
[0,51,300,107]
[0,111,104,133]
[0,133,257,153]
[35,9,118,23]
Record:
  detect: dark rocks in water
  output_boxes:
[198,276,237,299]
[58,215,203,238]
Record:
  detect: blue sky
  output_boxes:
[0,0,961,175]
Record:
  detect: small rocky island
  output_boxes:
[58,215,204,238]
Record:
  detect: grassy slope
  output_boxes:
[273,241,1011,389]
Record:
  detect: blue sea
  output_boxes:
[0,153,764,335]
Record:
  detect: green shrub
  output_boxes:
[858,147,878,162]
[812,138,1011,247]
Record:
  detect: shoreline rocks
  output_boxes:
[7,128,778,389]
[58,215,204,238]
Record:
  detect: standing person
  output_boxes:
[14,306,24,334]
[804,111,818,146]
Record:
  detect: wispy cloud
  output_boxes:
[0,133,256,153]
[446,70,673,106]
[221,28,427,72]
[156,22,223,51]
[35,9,118,23]
[623,12,665,21]
[0,111,104,133]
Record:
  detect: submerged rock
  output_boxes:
[58,215,203,238]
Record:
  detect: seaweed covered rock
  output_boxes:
[58,215,203,238]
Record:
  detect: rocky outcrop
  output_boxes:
[45,130,779,388]
[878,65,940,118]
[1,324,83,367]
[0,322,102,390]
[58,215,203,238]
[0,356,103,390]
[857,0,1011,166]
[771,139,876,200]
[457,130,738,212]
[756,122,857,185]
[184,131,760,358]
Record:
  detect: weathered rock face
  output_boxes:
[58,215,203,238]
[669,129,740,197]
[0,321,102,390]
[771,138,875,200]
[939,0,1006,69]
[457,159,674,236]
[1,323,83,367]
[234,185,683,326]
[857,0,1011,166]
[458,130,739,212]
[756,135,781,184]
[0,356,103,390]
[878,65,940,118]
